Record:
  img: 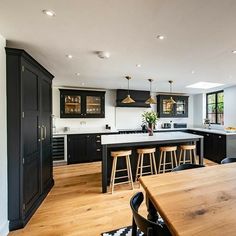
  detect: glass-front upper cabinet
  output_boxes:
[60,89,105,118]
[157,95,188,118]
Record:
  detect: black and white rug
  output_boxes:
[101,226,143,236]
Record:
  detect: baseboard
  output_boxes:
[0,220,9,236]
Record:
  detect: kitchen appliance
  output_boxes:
[173,123,187,128]
[161,123,172,129]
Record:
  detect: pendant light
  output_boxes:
[145,79,156,104]
[168,80,176,104]
[121,76,135,103]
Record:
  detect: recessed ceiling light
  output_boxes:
[81,82,85,86]
[232,50,236,54]
[75,72,80,76]
[66,54,73,59]
[186,82,224,89]
[136,64,141,68]
[157,35,165,40]
[191,70,195,74]
[42,9,56,17]
[97,51,110,59]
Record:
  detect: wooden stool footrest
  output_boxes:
[115,168,128,172]
[114,175,128,180]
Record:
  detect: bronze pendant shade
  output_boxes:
[121,76,135,103]
[145,79,156,104]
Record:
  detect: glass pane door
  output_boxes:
[64,95,81,114]
[162,99,173,114]
[176,99,186,115]
[86,96,101,114]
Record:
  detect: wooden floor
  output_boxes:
[9,159,216,236]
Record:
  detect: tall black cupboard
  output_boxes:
[6,48,54,230]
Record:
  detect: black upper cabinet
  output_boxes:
[60,89,105,118]
[6,48,54,230]
[156,95,189,118]
[116,89,151,108]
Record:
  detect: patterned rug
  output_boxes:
[101,226,143,236]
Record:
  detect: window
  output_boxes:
[206,91,224,124]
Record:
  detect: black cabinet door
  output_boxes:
[87,135,101,161]
[22,62,41,214]
[40,77,53,191]
[215,135,226,163]
[67,135,89,164]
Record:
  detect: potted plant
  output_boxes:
[142,111,159,136]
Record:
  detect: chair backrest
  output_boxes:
[221,157,236,164]
[130,192,170,236]
[172,163,205,172]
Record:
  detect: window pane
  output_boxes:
[207,104,216,113]
[217,102,224,113]
[207,94,215,104]
[208,113,216,123]
[217,113,224,125]
[217,92,224,103]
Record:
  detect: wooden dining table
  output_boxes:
[139,163,236,236]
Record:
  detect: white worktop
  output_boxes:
[190,128,236,135]
[101,131,203,145]
[53,129,118,136]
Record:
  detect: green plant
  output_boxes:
[142,110,158,125]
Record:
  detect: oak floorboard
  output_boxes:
[9,159,216,236]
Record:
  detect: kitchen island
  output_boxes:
[101,131,204,193]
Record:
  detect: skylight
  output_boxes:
[186,82,224,90]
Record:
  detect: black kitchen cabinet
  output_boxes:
[116,89,151,108]
[60,89,105,118]
[6,48,54,230]
[187,130,227,163]
[67,134,102,164]
[156,95,189,118]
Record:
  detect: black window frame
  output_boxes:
[206,90,224,125]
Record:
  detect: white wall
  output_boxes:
[0,35,9,235]
[53,87,194,131]
[224,86,236,127]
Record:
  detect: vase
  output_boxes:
[148,123,154,136]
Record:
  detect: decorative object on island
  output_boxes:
[142,111,158,136]
[168,80,176,104]
[145,79,156,104]
[204,118,211,129]
[121,76,135,104]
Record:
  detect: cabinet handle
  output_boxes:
[219,136,222,139]
[38,126,41,142]
[44,126,47,139]
[97,149,101,152]
[206,134,209,136]
[96,135,101,138]
[41,126,45,141]
[96,140,101,143]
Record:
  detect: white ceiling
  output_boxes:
[0,0,236,93]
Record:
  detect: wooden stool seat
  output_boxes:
[180,145,196,150]
[111,150,132,157]
[137,148,156,154]
[158,146,177,173]
[110,150,134,193]
[179,144,197,165]
[136,148,157,181]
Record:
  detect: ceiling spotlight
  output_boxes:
[97,51,110,59]
[75,72,80,76]
[232,50,236,54]
[66,54,73,59]
[157,35,165,40]
[136,64,141,68]
[42,9,56,17]
[191,70,195,74]
[81,82,85,86]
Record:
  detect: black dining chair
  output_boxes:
[130,192,171,236]
[172,163,205,172]
[221,157,236,164]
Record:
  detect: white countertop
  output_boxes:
[53,129,118,136]
[189,128,236,136]
[101,131,203,145]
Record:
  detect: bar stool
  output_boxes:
[158,146,177,173]
[110,150,134,193]
[179,145,197,165]
[135,148,157,181]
